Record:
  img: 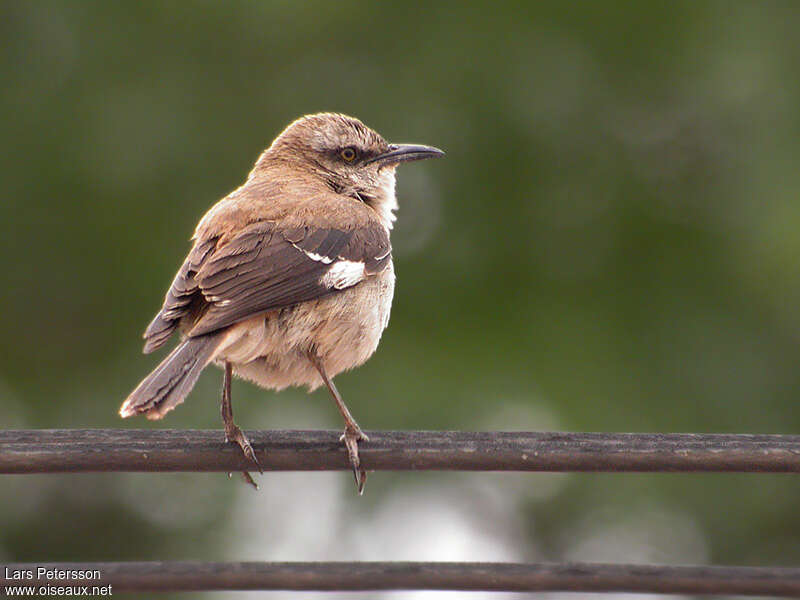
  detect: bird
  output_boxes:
[119,113,444,493]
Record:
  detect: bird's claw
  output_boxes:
[228,470,259,490]
[340,427,368,494]
[224,424,262,489]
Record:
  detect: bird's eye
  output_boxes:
[340,147,357,162]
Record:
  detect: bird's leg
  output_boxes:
[308,353,368,494]
[221,361,262,488]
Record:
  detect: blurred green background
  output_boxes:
[3,1,800,598]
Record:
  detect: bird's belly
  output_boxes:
[214,263,395,391]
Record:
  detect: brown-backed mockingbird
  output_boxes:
[120,113,443,493]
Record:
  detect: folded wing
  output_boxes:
[142,220,391,352]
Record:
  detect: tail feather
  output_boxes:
[120,334,222,420]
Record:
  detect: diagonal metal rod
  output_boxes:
[3,429,800,474]
[2,561,800,595]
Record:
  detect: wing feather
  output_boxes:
[142,218,392,347]
[142,238,216,353]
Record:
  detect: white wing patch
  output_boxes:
[292,244,334,264]
[321,260,365,290]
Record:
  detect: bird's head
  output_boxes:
[260,113,443,228]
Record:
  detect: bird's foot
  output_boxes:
[224,423,262,489]
[340,426,369,495]
[228,471,259,489]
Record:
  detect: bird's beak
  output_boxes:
[366,143,445,166]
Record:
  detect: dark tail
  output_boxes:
[120,333,223,420]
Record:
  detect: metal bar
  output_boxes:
[2,562,799,595]
[3,429,800,474]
